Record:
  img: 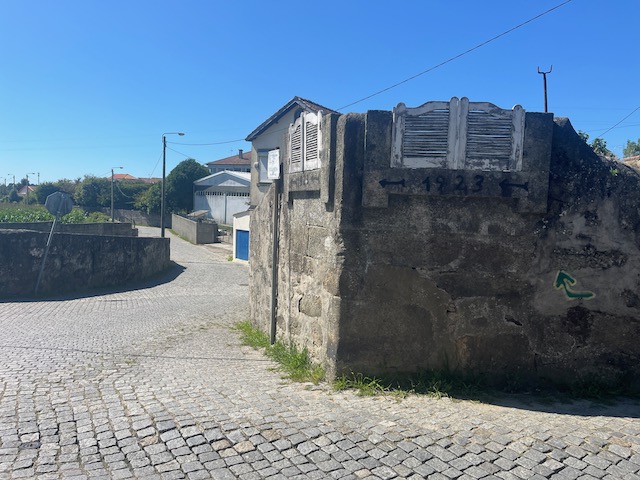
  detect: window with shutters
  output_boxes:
[258,151,272,183]
[289,111,322,172]
[392,97,525,171]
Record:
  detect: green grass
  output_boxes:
[235,321,325,384]
[0,205,110,224]
[234,320,638,403]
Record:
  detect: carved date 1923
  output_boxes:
[423,174,485,195]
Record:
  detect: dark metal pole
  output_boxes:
[111,168,115,222]
[270,163,282,345]
[538,66,552,113]
[161,135,166,237]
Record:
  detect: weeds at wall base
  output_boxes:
[234,321,325,384]
[234,322,638,403]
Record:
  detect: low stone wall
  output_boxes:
[0,230,170,298]
[0,222,137,236]
[108,209,171,228]
[171,214,218,244]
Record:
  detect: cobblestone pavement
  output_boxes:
[1,228,640,479]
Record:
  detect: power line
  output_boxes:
[165,146,196,159]
[597,106,640,138]
[337,0,575,111]
[167,138,246,146]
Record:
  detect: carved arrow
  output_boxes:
[554,270,595,300]
[499,178,529,196]
[379,179,406,188]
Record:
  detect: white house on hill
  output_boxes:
[193,171,250,225]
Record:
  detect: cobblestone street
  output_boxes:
[1,228,639,479]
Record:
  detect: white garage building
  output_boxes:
[193,171,250,225]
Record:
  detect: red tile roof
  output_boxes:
[113,173,137,180]
[207,149,251,166]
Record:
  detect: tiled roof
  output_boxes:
[245,96,338,141]
[113,173,137,180]
[207,150,251,166]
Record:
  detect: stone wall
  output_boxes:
[249,104,640,389]
[0,222,138,236]
[105,208,171,228]
[0,230,170,298]
[171,214,218,244]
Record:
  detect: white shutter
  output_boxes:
[289,116,303,173]
[392,98,525,171]
[463,103,525,171]
[392,100,453,169]
[303,111,321,171]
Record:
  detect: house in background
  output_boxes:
[206,150,251,175]
[17,185,36,197]
[245,96,338,207]
[193,171,250,225]
[108,173,161,184]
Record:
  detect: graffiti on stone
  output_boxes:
[554,270,595,300]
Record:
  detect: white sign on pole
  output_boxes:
[267,149,280,180]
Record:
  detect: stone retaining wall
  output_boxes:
[0,230,170,298]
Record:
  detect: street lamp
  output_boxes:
[7,174,15,187]
[111,167,123,222]
[26,173,35,203]
[161,132,185,237]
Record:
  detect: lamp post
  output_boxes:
[111,167,123,222]
[161,132,185,237]
[7,174,15,188]
[26,173,35,203]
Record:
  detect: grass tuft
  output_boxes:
[235,321,325,384]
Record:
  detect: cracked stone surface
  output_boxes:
[1,227,639,479]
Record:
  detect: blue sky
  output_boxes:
[1,0,638,184]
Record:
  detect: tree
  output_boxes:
[34,182,61,204]
[578,130,590,143]
[623,139,640,158]
[166,159,209,213]
[8,189,21,203]
[74,176,110,208]
[134,182,161,214]
[590,137,616,160]
[578,131,617,160]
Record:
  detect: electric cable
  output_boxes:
[336,0,575,111]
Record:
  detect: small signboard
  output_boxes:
[267,149,280,180]
[45,191,74,217]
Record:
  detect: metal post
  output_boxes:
[160,132,184,237]
[537,66,552,113]
[161,135,167,237]
[270,165,282,345]
[111,168,115,222]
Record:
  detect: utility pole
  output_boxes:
[26,172,35,203]
[111,167,123,222]
[537,66,552,113]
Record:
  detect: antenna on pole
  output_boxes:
[537,66,552,113]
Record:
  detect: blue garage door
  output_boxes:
[236,230,249,261]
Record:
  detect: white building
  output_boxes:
[193,171,250,225]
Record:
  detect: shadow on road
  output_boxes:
[0,261,186,303]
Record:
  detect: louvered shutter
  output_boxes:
[392,101,453,169]
[303,112,321,171]
[392,98,525,171]
[289,116,303,173]
[463,103,525,171]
